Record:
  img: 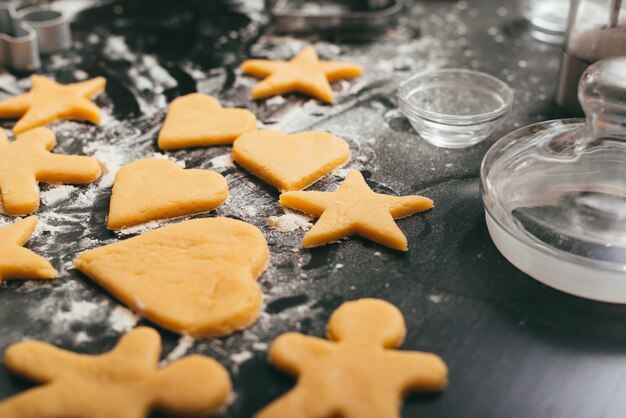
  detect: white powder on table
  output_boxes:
[108,306,140,333]
[209,153,235,169]
[160,335,195,367]
[41,185,77,206]
[267,212,312,232]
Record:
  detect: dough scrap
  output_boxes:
[257,298,448,418]
[0,75,106,134]
[0,216,57,281]
[0,127,102,216]
[107,158,228,230]
[0,327,232,418]
[75,218,269,337]
[280,170,433,251]
[241,46,363,103]
[232,130,350,191]
[158,93,257,150]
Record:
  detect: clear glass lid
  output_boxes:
[481,57,626,302]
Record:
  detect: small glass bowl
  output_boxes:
[398,69,514,149]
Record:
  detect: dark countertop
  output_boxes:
[1,1,625,417]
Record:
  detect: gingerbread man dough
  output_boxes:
[0,127,102,216]
[0,327,232,418]
[0,75,106,134]
[257,299,448,418]
[0,216,57,281]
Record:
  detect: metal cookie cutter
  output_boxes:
[0,4,72,72]
[265,0,403,36]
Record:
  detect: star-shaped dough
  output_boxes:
[0,127,102,215]
[256,298,448,418]
[241,46,363,103]
[280,170,433,251]
[0,216,58,281]
[0,75,106,134]
[0,327,232,418]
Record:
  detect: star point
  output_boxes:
[0,216,58,281]
[241,46,363,103]
[280,170,433,251]
[0,75,106,134]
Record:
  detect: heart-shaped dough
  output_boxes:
[75,218,269,337]
[158,93,257,150]
[232,130,350,191]
[107,158,228,230]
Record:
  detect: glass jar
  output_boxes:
[482,57,626,302]
[556,0,626,114]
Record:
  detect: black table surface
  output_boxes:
[1,1,625,417]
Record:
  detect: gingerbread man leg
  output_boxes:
[0,173,40,215]
[256,385,334,418]
[0,385,80,418]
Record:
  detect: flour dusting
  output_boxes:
[109,306,140,333]
[160,335,196,367]
[267,212,312,232]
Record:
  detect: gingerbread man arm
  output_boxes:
[384,350,448,392]
[15,127,102,185]
[269,332,335,376]
[4,341,92,383]
[151,355,232,417]
[37,153,102,184]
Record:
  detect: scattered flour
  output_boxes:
[252,342,268,351]
[41,185,77,206]
[230,350,253,366]
[104,35,136,61]
[209,153,235,169]
[429,294,443,303]
[267,212,312,232]
[75,331,92,345]
[159,335,195,367]
[84,143,126,187]
[108,305,140,333]
[54,300,101,322]
[265,95,285,106]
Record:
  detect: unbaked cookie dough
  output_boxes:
[75,218,270,337]
[158,93,257,150]
[241,46,363,103]
[232,130,350,191]
[0,216,57,281]
[257,298,448,418]
[280,170,433,251]
[0,327,232,418]
[0,75,106,134]
[107,158,228,230]
[0,127,102,216]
